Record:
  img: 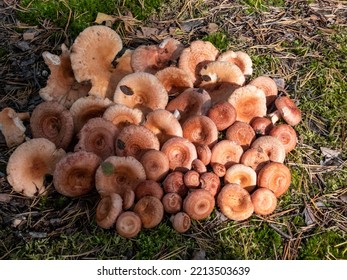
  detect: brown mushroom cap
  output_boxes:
[228,85,267,123]
[206,101,237,131]
[257,162,291,197]
[135,180,164,201]
[113,72,168,115]
[240,147,270,173]
[249,76,278,106]
[131,45,161,74]
[183,170,200,189]
[115,124,160,160]
[200,172,221,197]
[211,162,227,177]
[30,101,74,150]
[140,149,170,182]
[225,121,256,151]
[162,192,183,214]
[70,25,123,98]
[250,116,274,136]
[155,67,193,96]
[115,211,142,238]
[217,50,253,76]
[122,189,135,210]
[183,189,215,220]
[143,109,183,145]
[103,104,144,130]
[53,151,102,197]
[161,136,197,171]
[224,164,257,193]
[217,183,254,221]
[191,158,208,174]
[182,115,218,148]
[251,188,277,216]
[95,156,146,197]
[273,96,302,126]
[170,212,191,233]
[96,193,123,229]
[195,144,212,166]
[133,196,164,228]
[158,38,184,65]
[0,107,27,148]
[162,171,188,197]
[6,138,66,197]
[269,124,297,153]
[250,135,286,163]
[210,139,244,169]
[74,117,119,160]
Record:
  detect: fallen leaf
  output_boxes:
[303,206,316,226]
[320,147,341,159]
[138,26,159,37]
[207,23,219,34]
[94,12,116,25]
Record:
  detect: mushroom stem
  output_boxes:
[17,112,30,121]
[269,110,281,124]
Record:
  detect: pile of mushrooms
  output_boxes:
[3,25,302,238]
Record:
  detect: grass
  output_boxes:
[1,0,346,260]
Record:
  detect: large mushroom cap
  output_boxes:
[6,138,66,197]
[251,188,277,216]
[224,164,257,193]
[140,149,170,182]
[70,25,123,98]
[113,72,168,115]
[250,135,286,163]
[133,196,164,229]
[210,139,244,169]
[0,107,27,148]
[183,189,215,220]
[53,151,102,197]
[155,67,193,96]
[206,101,237,131]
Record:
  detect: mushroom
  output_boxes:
[182,115,218,148]
[161,136,197,171]
[115,211,142,238]
[251,188,277,216]
[140,149,170,182]
[250,135,286,163]
[217,50,253,76]
[157,38,184,65]
[249,76,278,106]
[170,212,191,233]
[162,171,188,197]
[6,138,66,197]
[269,124,297,153]
[39,44,90,108]
[270,96,302,126]
[183,170,200,189]
[53,151,102,197]
[70,25,123,99]
[257,162,291,197]
[191,158,207,174]
[240,147,270,173]
[206,101,237,131]
[210,139,243,169]
[95,155,146,197]
[162,193,182,214]
[200,172,221,197]
[135,180,164,201]
[113,72,168,115]
[96,193,123,229]
[225,121,256,151]
[224,164,257,193]
[133,196,164,229]
[115,124,160,160]
[211,162,226,177]
[250,116,274,136]
[30,101,74,150]
[155,67,193,96]
[74,117,119,160]
[217,183,254,221]
[183,189,215,220]
[194,144,212,166]
[228,85,267,123]
[0,107,28,148]
[122,189,135,210]
[131,45,161,74]
[103,104,144,131]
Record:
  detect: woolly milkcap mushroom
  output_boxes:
[103,103,144,131]
[0,107,28,148]
[226,121,256,151]
[6,138,66,197]
[250,135,286,163]
[158,38,184,65]
[195,144,212,166]
[200,172,221,197]
[113,72,168,115]
[133,196,164,229]
[270,96,302,126]
[240,147,270,173]
[161,136,197,172]
[217,183,254,221]
[250,116,274,136]
[115,211,142,238]
[95,156,146,197]
[155,67,193,96]
[183,189,215,220]
[40,44,90,108]
[70,96,112,133]
[251,188,277,216]
[70,25,123,99]
[184,170,200,189]
[162,171,188,197]
[165,88,211,124]
[30,101,74,150]
[257,162,291,197]
[217,50,253,76]
[140,149,170,182]
[269,124,297,154]
[115,124,160,161]
[96,193,123,229]
[143,109,183,146]
[224,164,257,193]
[249,76,278,106]
[135,180,164,201]
[228,85,267,123]
[182,115,218,148]
[206,101,237,131]
[192,158,207,174]
[53,151,102,197]
[131,45,161,74]
[210,140,243,169]
[178,40,219,85]
[162,192,182,214]
[170,212,191,233]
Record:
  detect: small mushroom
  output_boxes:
[96,193,123,229]
[191,158,208,174]
[162,171,188,197]
[183,189,215,220]
[224,164,257,193]
[250,116,274,136]
[211,162,226,177]
[270,96,302,126]
[240,147,270,173]
[103,104,144,131]
[225,121,256,151]
[249,76,278,106]
[133,196,164,229]
[250,135,286,163]
[135,180,164,201]
[170,212,191,233]
[115,211,142,238]
[140,149,170,182]
[217,50,253,76]
[162,193,182,214]
[0,107,27,148]
[200,172,221,197]
[251,188,277,216]
[122,190,135,210]
[194,144,212,166]
[210,140,244,169]
[183,170,200,189]
[269,124,297,154]
[206,101,237,131]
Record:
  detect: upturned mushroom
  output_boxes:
[103,104,144,131]
[224,164,257,193]
[133,196,164,228]
[155,67,193,96]
[183,189,215,220]
[217,50,253,76]
[6,138,66,197]
[96,193,123,229]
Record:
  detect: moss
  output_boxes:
[202,32,230,52]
